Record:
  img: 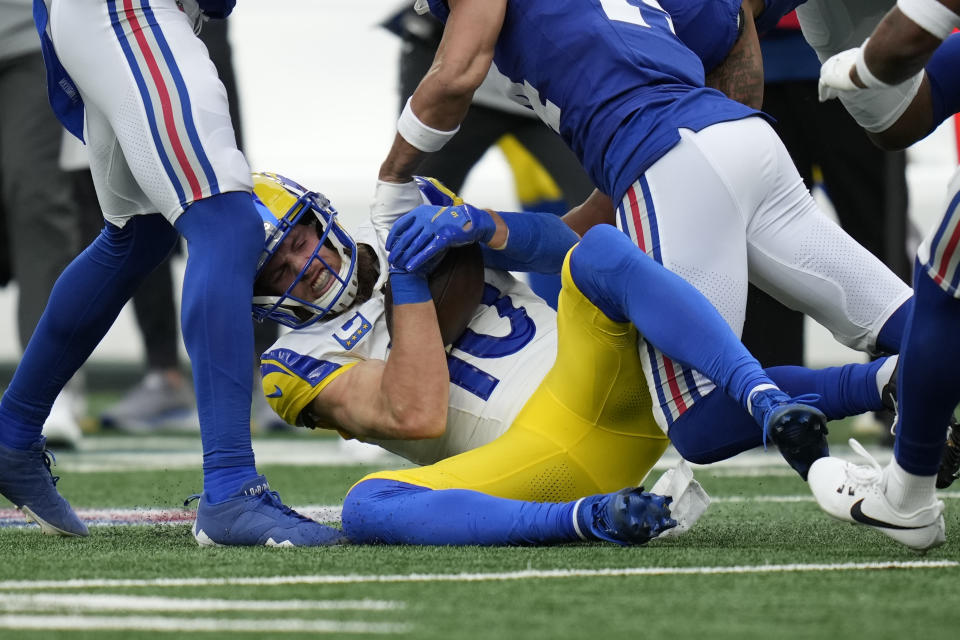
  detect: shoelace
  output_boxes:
[262,490,316,524]
[182,489,314,524]
[40,448,60,487]
[841,438,884,489]
[759,392,823,449]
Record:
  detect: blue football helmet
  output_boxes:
[252,172,359,329]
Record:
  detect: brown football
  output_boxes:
[384,243,485,347]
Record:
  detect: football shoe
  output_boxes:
[575,487,676,545]
[808,438,945,551]
[189,475,346,547]
[751,389,828,480]
[937,419,960,489]
[0,437,87,536]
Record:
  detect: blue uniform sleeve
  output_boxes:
[197,0,236,19]
[660,0,741,73]
[480,210,580,274]
[926,33,960,136]
[423,0,450,22]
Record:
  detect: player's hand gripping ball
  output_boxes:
[384,243,485,347]
[387,203,496,273]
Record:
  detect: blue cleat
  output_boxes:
[188,475,346,547]
[751,389,829,480]
[0,437,88,536]
[575,487,676,546]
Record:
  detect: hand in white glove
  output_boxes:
[370,179,423,251]
[818,47,862,102]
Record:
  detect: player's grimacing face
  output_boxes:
[259,223,342,301]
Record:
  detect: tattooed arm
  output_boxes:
[705,1,765,109]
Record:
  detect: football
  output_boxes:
[384,243,485,347]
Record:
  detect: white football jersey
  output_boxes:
[261,225,559,466]
[796,0,923,132]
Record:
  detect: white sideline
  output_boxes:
[0,561,955,591]
[0,615,408,634]
[0,594,404,612]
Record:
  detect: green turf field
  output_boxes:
[1,431,958,640]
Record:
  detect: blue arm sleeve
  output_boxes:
[926,33,960,134]
[480,210,580,274]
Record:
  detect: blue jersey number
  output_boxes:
[446,283,536,401]
[599,0,676,34]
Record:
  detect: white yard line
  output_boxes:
[0,615,408,634]
[3,493,960,528]
[0,560,954,591]
[0,593,403,612]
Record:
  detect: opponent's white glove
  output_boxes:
[176,0,206,35]
[819,39,895,103]
[370,179,424,252]
[818,47,862,101]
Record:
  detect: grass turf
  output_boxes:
[2,459,958,640]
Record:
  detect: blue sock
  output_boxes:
[668,390,763,463]
[520,200,565,309]
[342,479,580,545]
[893,264,960,475]
[765,360,887,421]
[876,298,911,355]
[0,216,178,450]
[174,192,263,502]
[668,358,888,463]
[569,225,775,412]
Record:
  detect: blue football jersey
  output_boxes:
[660,0,741,73]
[424,0,758,203]
[660,0,806,72]
[756,0,807,35]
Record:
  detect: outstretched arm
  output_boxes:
[820,0,960,93]
[860,1,960,85]
[378,0,507,184]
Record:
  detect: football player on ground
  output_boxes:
[805,0,960,550]
[0,0,342,547]
[253,171,900,546]
[371,0,915,486]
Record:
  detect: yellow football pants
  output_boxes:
[360,250,668,501]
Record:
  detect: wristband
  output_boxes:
[855,42,892,89]
[898,0,960,40]
[397,97,460,152]
[389,270,432,305]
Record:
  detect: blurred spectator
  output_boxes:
[0,0,83,447]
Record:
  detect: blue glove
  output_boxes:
[387,203,496,273]
[197,0,236,19]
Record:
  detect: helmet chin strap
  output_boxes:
[302,241,360,321]
[319,257,360,317]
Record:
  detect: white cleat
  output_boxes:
[808,439,946,551]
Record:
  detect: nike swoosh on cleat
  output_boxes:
[849,499,927,530]
[266,385,283,398]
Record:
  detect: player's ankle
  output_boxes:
[883,458,936,512]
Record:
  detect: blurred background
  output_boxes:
[0,0,956,387]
